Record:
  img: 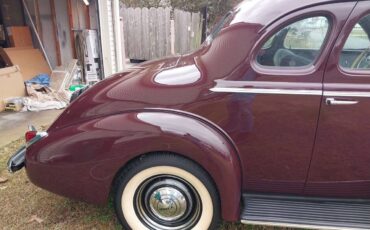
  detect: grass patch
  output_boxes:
[0,138,291,229]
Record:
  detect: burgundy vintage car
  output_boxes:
[7,0,370,229]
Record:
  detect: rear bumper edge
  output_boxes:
[7,145,26,173]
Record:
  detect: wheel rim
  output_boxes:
[134,175,202,230]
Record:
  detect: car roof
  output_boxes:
[232,0,359,27]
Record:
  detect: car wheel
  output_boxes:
[113,153,221,230]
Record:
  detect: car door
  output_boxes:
[305,1,370,198]
[232,2,357,195]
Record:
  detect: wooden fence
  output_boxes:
[121,7,203,60]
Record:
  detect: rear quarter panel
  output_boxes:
[26,111,242,221]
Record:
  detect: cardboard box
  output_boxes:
[0,48,51,81]
[0,65,26,112]
[7,26,33,47]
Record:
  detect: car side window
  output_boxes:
[339,14,370,70]
[257,16,329,67]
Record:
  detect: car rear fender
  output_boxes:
[27,110,242,221]
[111,110,242,221]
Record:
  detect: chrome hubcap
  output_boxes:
[135,176,201,230]
[149,186,187,221]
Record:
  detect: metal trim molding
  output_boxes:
[210,87,370,98]
[324,91,370,98]
[210,87,323,96]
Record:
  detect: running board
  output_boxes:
[241,194,370,230]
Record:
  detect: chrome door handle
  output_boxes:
[326,98,359,106]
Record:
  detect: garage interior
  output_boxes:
[0,0,126,146]
[0,0,105,114]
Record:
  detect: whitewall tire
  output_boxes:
[113,154,221,230]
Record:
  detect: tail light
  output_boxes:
[25,131,37,142]
[24,125,48,146]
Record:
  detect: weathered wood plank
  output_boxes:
[133,8,142,59]
[141,7,150,59]
[191,12,202,51]
[158,8,163,58]
[176,10,183,54]
[149,7,157,60]
[187,11,191,53]
[164,7,171,56]
[127,8,135,59]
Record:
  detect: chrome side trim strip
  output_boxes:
[324,91,370,98]
[210,87,323,96]
[240,220,359,230]
[214,80,322,88]
[211,87,370,98]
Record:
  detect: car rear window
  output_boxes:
[257,16,330,68]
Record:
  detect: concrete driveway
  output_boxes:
[0,110,63,148]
